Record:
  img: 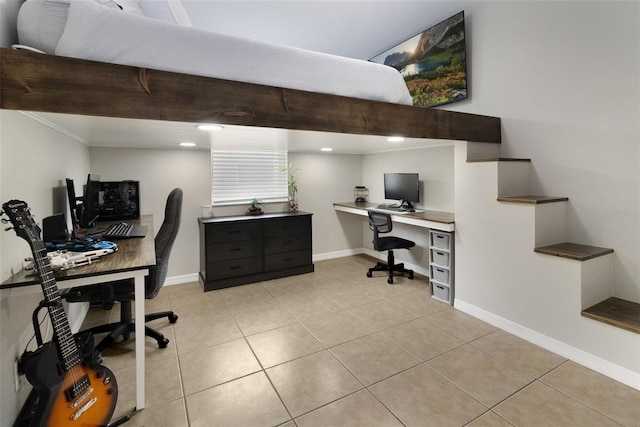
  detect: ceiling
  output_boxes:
[27,1,466,154]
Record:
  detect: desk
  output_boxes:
[334,202,455,304]
[333,202,455,232]
[1,215,155,410]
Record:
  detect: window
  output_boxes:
[211,149,288,205]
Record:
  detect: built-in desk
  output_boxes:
[333,202,455,232]
[1,215,155,410]
[333,202,455,304]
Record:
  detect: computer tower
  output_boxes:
[97,180,140,221]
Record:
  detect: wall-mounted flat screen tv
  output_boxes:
[370,11,467,108]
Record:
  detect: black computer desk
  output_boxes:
[1,215,155,410]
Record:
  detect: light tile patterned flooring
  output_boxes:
[81,255,640,426]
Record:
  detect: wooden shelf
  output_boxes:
[582,297,640,334]
[497,195,569,204]
[534,242,613,261]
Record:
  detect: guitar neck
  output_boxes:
[31,240,81,371]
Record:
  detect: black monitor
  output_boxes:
[384,173,419,209]
[65,178,82,236]
[80,174,101,228]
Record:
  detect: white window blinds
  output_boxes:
[211,149,288,205]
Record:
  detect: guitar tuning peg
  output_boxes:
[1,218,8,224]
[5,226,14,231]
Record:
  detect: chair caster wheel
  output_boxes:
[169,314,179,323]
[158,338,169,349]
[123,333,131,341]
[387,277,394,284]
[366,271,372,278]
[408,272,414,280]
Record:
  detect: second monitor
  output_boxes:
[383,172,419,210]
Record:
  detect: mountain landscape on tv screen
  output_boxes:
[377,12,467,107]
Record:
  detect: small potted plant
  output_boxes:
[246,198,263,215]
[282,163,299,212]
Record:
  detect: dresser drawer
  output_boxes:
[264,233,311,255]
[207,240,262,263]
[265,249,312,272]
[263,216,310,237]
[206,257,263,280]
[205,222,261,244]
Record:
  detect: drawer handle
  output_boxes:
[436,268,445,273]
[230,248,242,252]
[283,257,293,262]
[283,241,292,246]
[230,266,241,270]
[436,235,445,239]
[229,230,241,235]
[436,252,444,256]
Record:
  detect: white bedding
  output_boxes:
[17,0,412,105]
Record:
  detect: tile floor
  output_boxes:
[81,255,640,426]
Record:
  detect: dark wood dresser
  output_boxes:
[198,212,313,291]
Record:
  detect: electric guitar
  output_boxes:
[2,200,118,427]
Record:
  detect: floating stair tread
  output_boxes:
[467,157,531,163]
[497,195,569,204]
[534,242,613,261]
[582,297,640,334]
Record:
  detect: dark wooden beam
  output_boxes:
[1,48,501,143]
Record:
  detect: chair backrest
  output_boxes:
[146,188,183,298]
[368,211,392,250]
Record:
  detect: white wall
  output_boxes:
[447,1,639,301]
[447,1,639,385]
[289,152,364,257]
[0,110,90,426]
[89,147,211,278]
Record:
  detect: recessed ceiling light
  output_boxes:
[321,147,333,152]
[179,142,196,147]
[387,136,405,142]
[197,124,224,131]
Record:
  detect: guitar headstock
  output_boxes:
[1,199,41,244]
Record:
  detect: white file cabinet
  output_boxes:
[429,230,454,304]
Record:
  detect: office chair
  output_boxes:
[64,188,183,353]
[366,211,415,284]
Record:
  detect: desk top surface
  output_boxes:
[1,215,155,289]
[333,202,455,224]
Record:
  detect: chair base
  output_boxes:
[367,250,414,284]
[83,310,178,354]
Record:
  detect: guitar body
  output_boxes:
[21,342,118,427]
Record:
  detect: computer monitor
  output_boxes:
[80,174,101,228]
[65,178,82,235]
[384,173,419,209]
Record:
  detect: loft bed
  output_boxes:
[1,0,501,144]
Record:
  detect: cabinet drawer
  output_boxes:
[431,232,451,250]
[206,222,261,244]
[264,249,312,272]
[264,216,310,237]
[207,240,262,263]
[206,257,262,280]
[430,265,450,284]
[264,233,311,255]
[431,249,450,267]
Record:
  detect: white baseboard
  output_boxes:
[164,273,199,286]
[313,248,364,262]
[455,299,640,391]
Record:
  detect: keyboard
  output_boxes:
[376,204,415,213]
[104,222,133,238]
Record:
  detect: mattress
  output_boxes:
[17,0,412,105]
